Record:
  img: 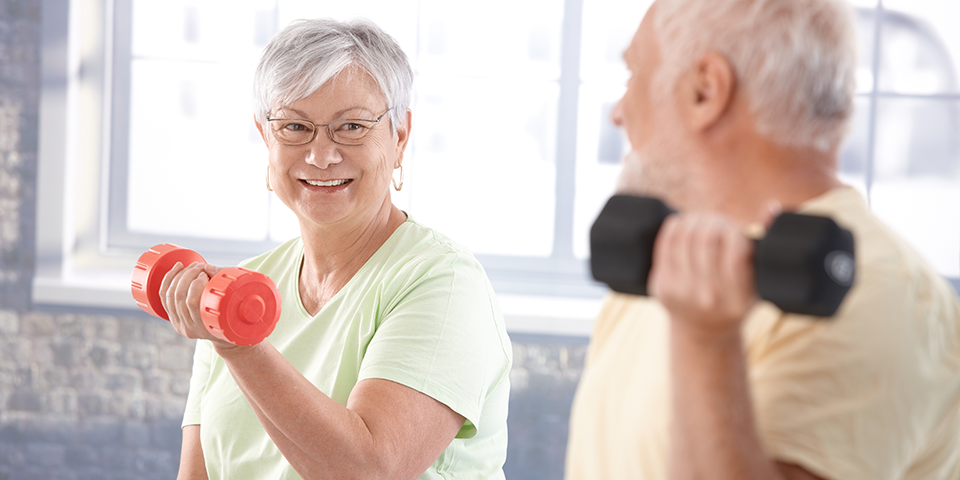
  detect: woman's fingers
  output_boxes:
[163,262,210,338]
[159,261,185,319]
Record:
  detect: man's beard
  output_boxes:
[614,120,695,210]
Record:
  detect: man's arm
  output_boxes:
[650,212,827,480]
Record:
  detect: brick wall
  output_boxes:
[0,1,589,478]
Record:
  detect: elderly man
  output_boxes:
[565,1,960,479]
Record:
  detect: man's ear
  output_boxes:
[677,52,735,132]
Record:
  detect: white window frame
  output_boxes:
[34,0,607,336]
[34,0,958,336]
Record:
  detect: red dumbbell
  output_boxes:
[130,244,281,346]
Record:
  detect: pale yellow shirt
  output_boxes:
[183,216,512,480]
[565,187,960,480]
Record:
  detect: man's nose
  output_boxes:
[610,99,625,127]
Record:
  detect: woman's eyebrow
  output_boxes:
[274,106,377,120]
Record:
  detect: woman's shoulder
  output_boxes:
[388,215,467,254]
[238,237,303,274]
[373,215,487,279]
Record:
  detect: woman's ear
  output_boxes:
[255,115,269,146]
[677,52,736,132]
[395,108,412,155]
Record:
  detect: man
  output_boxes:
[565,0,960,479]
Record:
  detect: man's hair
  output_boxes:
[652,0,857,152]
[253,18,413,134]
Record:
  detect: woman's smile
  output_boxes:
[302,178,352,187]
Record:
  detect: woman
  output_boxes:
[161,18,512,480]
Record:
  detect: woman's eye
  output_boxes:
[284,122,309,132]
[339,122,365,132]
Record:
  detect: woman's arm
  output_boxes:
[177,425,208,480]
[161,262,467,479]
[217,341,464,480]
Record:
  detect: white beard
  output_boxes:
[614,133,694,209]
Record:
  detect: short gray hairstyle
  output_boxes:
[652,0,857,152]
[253,18,413,134]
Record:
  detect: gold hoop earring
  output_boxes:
[392,164,404,192]
[265,166,273,192]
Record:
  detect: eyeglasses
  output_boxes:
[266,108,393,146]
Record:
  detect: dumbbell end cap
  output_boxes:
[130,244,206,320]
[590,195,673,296]
[200,267,281,346]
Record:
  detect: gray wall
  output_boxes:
[0,2,588,478]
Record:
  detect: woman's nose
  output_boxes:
[304,132,343,168]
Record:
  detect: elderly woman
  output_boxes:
[160,18,512,480]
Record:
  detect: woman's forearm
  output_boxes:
[217,342,387,479]
[177,425,210,480]
[215,341,461,480]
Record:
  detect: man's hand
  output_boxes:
[648,212,758,335]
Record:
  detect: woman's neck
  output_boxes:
[297,198,406,315]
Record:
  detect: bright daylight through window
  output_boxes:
[34,0,960,322]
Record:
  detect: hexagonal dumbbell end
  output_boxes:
[199,267,281,346]
[754,213,856,317]
[590,195,674,296]
[131,243,206,320]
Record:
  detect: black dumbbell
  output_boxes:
[589,195,856,317]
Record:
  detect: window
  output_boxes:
[842,0,960,286]
[35,0,959,330]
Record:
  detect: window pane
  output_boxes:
[573,0,652,259]
[837,97,871,196]
[277,0,420,57]
[579,0,653,84]
[417,0,564,80]
[410,78,559,256]
[573,84,626,259]
[132,0,265,61]
[852,7,877,94]
[126,59,271,241]
[870,98,960,277]
[877,2,960,95]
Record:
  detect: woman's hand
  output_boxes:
[159,261,238,350]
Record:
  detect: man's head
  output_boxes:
[614,0,857,210]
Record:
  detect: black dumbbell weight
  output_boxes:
[590,195,856,317]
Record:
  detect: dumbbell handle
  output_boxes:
[131,244,281,346]
[590,195,855,316]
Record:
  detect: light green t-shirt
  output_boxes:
[182,216,512,480]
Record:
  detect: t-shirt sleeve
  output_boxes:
[357,251,512,439]
[181,339,214,428]
[748,268,950,480]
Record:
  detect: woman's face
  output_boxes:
[259,67,409,231]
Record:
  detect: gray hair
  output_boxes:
[652,0,857,152]
[253,18,413,134]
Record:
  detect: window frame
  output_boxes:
[33,0,959,328]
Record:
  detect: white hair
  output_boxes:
[652,0,858,152]
[253,18,413,134]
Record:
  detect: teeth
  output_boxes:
[305,179,348,187]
